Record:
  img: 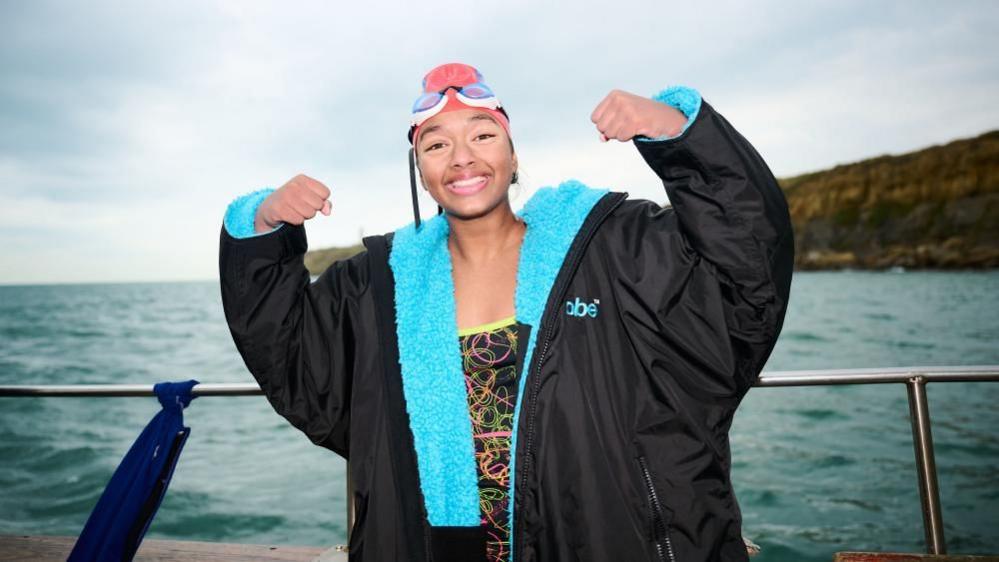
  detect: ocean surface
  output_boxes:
[1,271,997,560]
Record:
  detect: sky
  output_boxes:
[1,0,997,285]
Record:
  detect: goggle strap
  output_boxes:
[406,147,445,228]
[408,147,421,229]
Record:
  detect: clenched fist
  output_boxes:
[590,89,687,142]
[255,174,332,233]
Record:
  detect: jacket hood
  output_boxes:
[388,180,608,527]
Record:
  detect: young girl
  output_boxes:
[219,62,793,562]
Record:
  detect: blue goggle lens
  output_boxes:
[412,92,443,113]
[411,83,496,114]
[457,83,493,99]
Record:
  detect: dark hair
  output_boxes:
[508,137,518,184]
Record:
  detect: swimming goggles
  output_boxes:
[410,82,503,128]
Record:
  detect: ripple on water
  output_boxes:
[746,489,782,507]
[150,512,288,541]
[24,491,102,518]
[63,328,109,339]
[965,328,999,341]
[935,440,999,458]
[861,312,896,321]
[825,497,884,513]
[870,338,937,350]
[17,445,108,473]
[947,531,997,553]
[812,454,856,469]
[741,526,831,562]
[783,408,850,422]
[784,331,832,342]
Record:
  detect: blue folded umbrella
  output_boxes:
[68,380,199,562]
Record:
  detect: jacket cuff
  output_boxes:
[223,188,282,238]
[635,85,702,142]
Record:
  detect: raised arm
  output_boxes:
[219,175,362,457]
[593,86,794,394]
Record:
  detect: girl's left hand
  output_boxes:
[590,89,688,142]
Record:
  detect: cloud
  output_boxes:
[1,0,997,284]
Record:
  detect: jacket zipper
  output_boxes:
[515,192,627,558]
[637,455,676,562]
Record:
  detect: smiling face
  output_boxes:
[415,109,518,221]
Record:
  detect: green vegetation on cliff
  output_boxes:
[304,244,365,277]
[305,130,999,273]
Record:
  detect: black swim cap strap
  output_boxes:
[408,147,421,229]
[408,148,444,227]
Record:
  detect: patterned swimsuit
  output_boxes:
[458,316,520,562]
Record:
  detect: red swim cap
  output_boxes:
[408,62,510,145]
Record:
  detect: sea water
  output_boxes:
[1,271,997,560]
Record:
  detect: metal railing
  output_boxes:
[3,365,998,555]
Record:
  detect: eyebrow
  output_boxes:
[419,113,498,139]
[469,113,497,124]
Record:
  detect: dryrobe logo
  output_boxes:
[565,297,600,318]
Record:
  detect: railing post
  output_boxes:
[905,375,946,554]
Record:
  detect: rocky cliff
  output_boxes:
[782,129,999,269]
[304,244,365,277]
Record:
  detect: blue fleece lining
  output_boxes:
[223,188,282,238]
[635,85,702,142]
[388,181,607,532]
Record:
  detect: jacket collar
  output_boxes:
[388,180,608,527]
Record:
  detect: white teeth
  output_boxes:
[451,176,486,188]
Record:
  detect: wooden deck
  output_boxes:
[834,553,999,561]
[4,536,996,561]
[0,535,347,561]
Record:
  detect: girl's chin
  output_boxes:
[441,193,508,221]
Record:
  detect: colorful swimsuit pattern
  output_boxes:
[458,316,519,562]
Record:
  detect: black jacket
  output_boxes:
[219,97,793,562]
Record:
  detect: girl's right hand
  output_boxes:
[255,174,332,233]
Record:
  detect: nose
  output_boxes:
[449,138,474,168]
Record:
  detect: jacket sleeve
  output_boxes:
[219,192,368,457]
[634,87,795,395]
